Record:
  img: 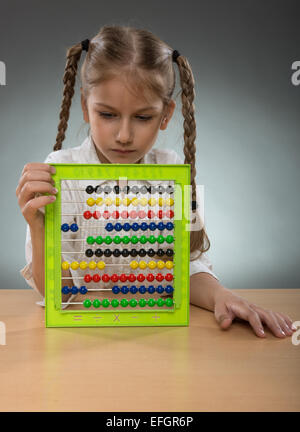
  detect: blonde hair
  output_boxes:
[53,24,211,259]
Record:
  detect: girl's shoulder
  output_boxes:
[146,147,184,165]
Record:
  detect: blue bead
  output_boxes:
[149,222,157,231]
[140,222,148,231]
[121,285,129,294]
[157,222,165,231]
[147,285,155,294]
[165,285,174,293]
[105,223,114,232]
[79,286,88,294]
[71,286,79,294]
[70,223,79,232]
[112,285,120,294]
[131,223,140,231]
[130,285,138,294]
[114,223,122,231]
[62,286,70,294]
[166,222,174,230]
[139,285,147,294]
[123,223,131,231]
[156,285,164,294]
[61,223,69,232]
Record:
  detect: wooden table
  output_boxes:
[0,289,299,412]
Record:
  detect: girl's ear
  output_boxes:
[160,99,176,130]
[80,88,89,123]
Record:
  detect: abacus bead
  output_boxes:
[102,274,110,282]
[112,286,120,294]
[93,299,101,308]
[131,185,139,194]
[132,222,140,231]
[165,285,174,294]
[148,260,156,269]
[104,185,112,194]
[102,299,110,308]
[141,185,149,194]
[95,249,103,257]
[102,210,111,219]
[121,285,129,294]
[129,299,137,307]
[123,223,131,231]
[104,236,112,244]
[113,185,120,194]
[140,235,147,244]
[62,286,70,294]
[157,235,165,244]
[83,299,92,308]
[71,261,79,270]
[130,285,138,294]
[114,223,122,231]
[111,274,119,282]
[148,198,156,206]
[158,210,165,219]
[113,235,121,244]
[166,298,174,307]
[95,185,103,194]
[137,274,145,282]
[166,235,174,243]
[130,260,139,269]
[113,249,121,257]
[166,209,174,218]
[87,236,95,244]
[131,236,138,244]
[140,222,148,231]
[157,248,165,257]
[105,223,114,231]
[140,197,148,206]
[96,197,104,206]
[166,261,173,269]
[147,274,155,282]
[121,210,129,219]
[157,222,165,231]
[166,248,174,257]
[61,223,69,232]
[122,236,130,244]
[156,285,164,294]
[148,298,156,307]
[120,274,127,282]
[112,210,120,219]
[95,236,103,244]
[86,185,94,194]
[87,198,95,206]
[122,198,131,206]
[62,261,69,270]
[97,261,105,269]
[149,222,157,231]
[111,299,119,308]
[157,260,165,269]
[79,261,88,270]
[128,274,136,282]
[130,248,138,257]
[157,185,165,194]
[121,299,129,307]
[71,285,79,294]
[138,210,146,219]
[70,223,78,232]
[139,248,147,257]
[166,185,174,194]
[139,299,147,307]
[147,210,155,219]
[165,273,173,281]
[156,273,164,281]
[148,235,156,244]
[93,211,101,219]
[122,249,130,257]
[93,274,101,282]
[149,186,156,194]
[166,198,174,206]
[139,260,147,269]
[129,210,137,219]
[139,285,146,294]
[147,285,155,294]
[166,222,174,230]
[84,274,92,283]
[122,185,130,193]
[147,248,156,257]
[80,286,88,294]
[131,197,139,206]
[157,298,165,307]
[158,198,165,206]
[115,197,121,206]
[85,249,93,257]
[88,261,97,270]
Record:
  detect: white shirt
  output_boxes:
[20,134,219,307]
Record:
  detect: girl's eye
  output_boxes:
[98,112,152,121]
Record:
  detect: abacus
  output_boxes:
[45,163,190,327]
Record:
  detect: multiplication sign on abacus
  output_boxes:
[45,163,190,327]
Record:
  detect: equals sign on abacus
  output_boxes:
[73,315,83,321]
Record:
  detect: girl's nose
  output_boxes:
[116,119,133,143]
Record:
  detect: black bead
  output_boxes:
[113,249,121,257]
[157,248,165,257]
[113,185,120,194]
[130,248,139,257]
[157,185,165,194]
[122,185,130,194]
[131,185,139,194]
[95,185,103,194]
[95,248,103,257]
[104,185,112,194]
[122,249,130,257]
[147,248,156,257]
[166,185,174,194]
[149,185,156,194]
[104,249,112,257]
[140,185,148,194]
[166,248,174,257]
[86,185,94,194]
[138,249,147,257]
[85,249,94,257]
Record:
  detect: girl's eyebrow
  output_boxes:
[94,102,159,112]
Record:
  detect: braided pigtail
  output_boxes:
[53,41,86,151]
[173,53,211,258]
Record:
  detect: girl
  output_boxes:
[16,25,296,337]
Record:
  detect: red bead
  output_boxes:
[158,210,165,219]
[166,209,174,218]
[84,274,92,283]
[137,274,145,282]
[102,274,110,283]
[93,211,101,219]
[102,211,111,219]
[119,273,127,282]
[93,274,101,282]
[121,210,129,219]
[148,210,155,219]
[83,211,92,219]
[111,273,119,282]
[146,273,155,282]
[112,211,120,219]
[156,273,164,282]
[128,273,136,282]
[138,210,146,219]
[129,210,137,219]
[165,273,173,281]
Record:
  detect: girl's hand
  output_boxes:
[16,163,57,226]
[214,288,297,338]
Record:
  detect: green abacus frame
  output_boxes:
[45,163,190,327]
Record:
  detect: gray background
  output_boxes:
[0,0,299,290]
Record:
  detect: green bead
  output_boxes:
[102,299,110,308]
[129,299,137,307]
[140,235,147,244]
[165,298,174,307]
[121,299,129,307]
[157,298,165,307]
[104,236,112,244]
[139,299,147,307]
[166,235,174,244]
[111,299,119,308]
[87,236,94,245]
[113,236,121,244]
[122,236,130,244]
[157,235,164,244]
[95,236,103,244]
[131,236,138,244]
[147,298,156,307]
[83,299,92,308]
[93,299,101,308]
[148,235,156,244]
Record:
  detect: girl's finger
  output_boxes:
[254,309,287,338]
[16,169,55,196]
[23,195,56,220]
[275,312,297,331]
[273,313,294,336]
[227,302,266,338]
[21,163,55,176]
[18,181,58,208]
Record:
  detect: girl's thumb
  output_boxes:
[215,303,234,330]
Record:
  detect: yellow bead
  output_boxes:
[105,197,113,206]
[131,197,139,206]
[61,261,69,270]
[86,198,95,207]
[89,261,97,270]
[71,261,79,270]
[158,198,165,206]
[97,261,105,270]
[130,260,139,269]
[139,260,147,269]
[165,261,174,269]
[148,260,157,269]
[79,261,88,270]
[115,197,121,206]
[157,260,165,269]
[122,197,131,206]
[140,197,148,206]
[96,197,104,206]
[166,198,174,206]
[148,198,156,206]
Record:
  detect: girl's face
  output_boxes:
[81,77,175,164]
